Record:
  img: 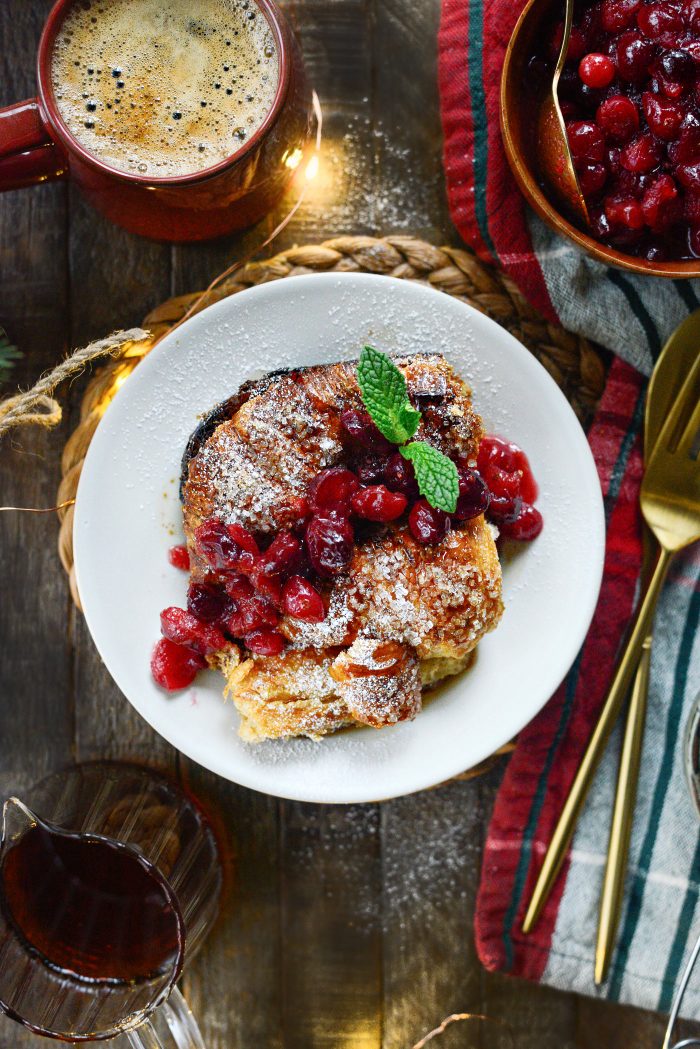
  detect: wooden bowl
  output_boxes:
[500,0,700,278]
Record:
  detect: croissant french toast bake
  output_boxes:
[152,350,514,741]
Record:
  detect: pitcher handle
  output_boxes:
[0,99,67,190]
[126,989,206,1049]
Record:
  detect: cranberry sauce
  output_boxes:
[530,0,700,259]
[152,422,543,690]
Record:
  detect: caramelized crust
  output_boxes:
[181,353,503,740]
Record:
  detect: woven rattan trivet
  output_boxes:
[55,234,607,776]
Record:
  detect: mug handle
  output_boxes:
[0,99,67,190]
[126,988,206,1049]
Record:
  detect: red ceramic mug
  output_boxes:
[0,0,312,242]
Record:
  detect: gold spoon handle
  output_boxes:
[594,636,652,985]
[522,547,672,933]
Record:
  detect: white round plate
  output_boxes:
[75,273,605,804]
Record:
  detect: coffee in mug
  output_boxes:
[51,0,280,178]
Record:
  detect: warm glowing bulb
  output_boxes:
[284,148,303,171]
[305,154,319,181]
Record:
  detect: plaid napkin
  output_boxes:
[437,0,700,1016]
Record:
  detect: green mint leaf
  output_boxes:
[400,441,459,513]
[0,328,22,388]
[357,346,421,445]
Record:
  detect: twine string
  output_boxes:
[410,1011,513,1049]
[0,328,149,439]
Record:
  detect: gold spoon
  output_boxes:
[537,0,590,228]
[595,311,700,984]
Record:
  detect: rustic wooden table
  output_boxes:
[0,2,679,1047]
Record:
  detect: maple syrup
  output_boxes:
[0,823,184,984]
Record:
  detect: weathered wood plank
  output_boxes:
[0,3,72,1046]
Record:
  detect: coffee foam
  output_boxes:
[52,0,279,178]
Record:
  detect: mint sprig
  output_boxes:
[400,441,459,514]
[356,346,459,514]
[357,345,421,445]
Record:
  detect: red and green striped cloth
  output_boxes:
[437,0,700,373]
[438,1,700,1014]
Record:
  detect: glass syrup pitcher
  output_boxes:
[0,762,222,1046]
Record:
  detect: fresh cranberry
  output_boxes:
[499,505,544,541]
[453,467,490,520]
[384,452,420,499]
[659,48,696,80]
[167,544,190,571]
[641,173,680,225]
[605,195,646,227]
[637,3,684,41]
[643,91,684,138]
[244,629,285,656]
[355,455,392,486]
[579,52,616,87]
[151,638,206,691]
[282,576,326,622]
[486,465,522,499]
[620,132,663,171]
[340,409,392,453]
[160,607,227,654]
[551,21,588,60]
[596,96,641,140]
[226,594,279,637]
[226,523,259,572]
[194,518,241,570]
[187,583,232,624]
[223,575,254,603]
[577,162,608,195]
[350,485,407,522]
[307,468,361,516]
[256,530,302,577]
[305,515,355,576]
[567,120,606,162]
[669,119,700,163]
[249,569,283,605]
[408,499,451,544]
[677,160,700,188]
[616,31,656,80]
[477,435,517,474]
[602,0,642,31]
[488,494,524,525]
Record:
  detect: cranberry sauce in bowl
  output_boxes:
[529,0,700,260]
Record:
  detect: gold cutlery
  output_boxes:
[523,346,700,935]
[595,313,700,984]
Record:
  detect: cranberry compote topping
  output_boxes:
[409,500,451,544]
[245,629,285,656]
[535,0,700,258]
[194,519,241,570]
[477,435,542,539]
[151,638,206,691]
[340,409,392,452]
[499,504,545,541]
[257,530,302,577]
[160,607,227,655]
[305,515,355,576]
[168,544,190,571]
[226,594,279,636]
[307,468,361,515]
[282,576,326,622]
[454,466,491,520]
[350,485,408,522]
[384,452,420,498]
[187,582,232,624]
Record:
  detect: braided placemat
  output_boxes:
[55,234,607,774]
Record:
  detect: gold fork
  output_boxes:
[523,351,700,934]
